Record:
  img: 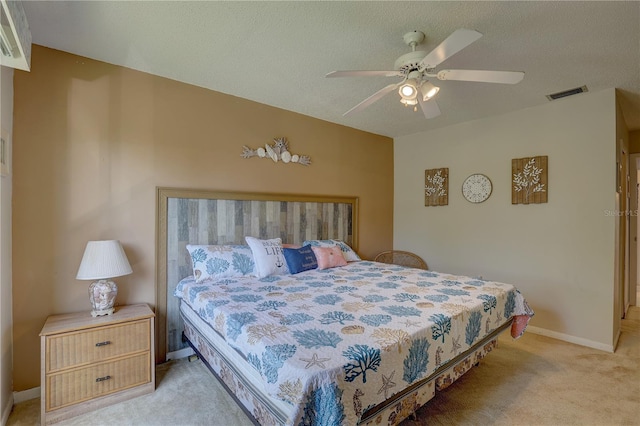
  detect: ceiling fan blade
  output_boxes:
[343,83,400,116]
[419,29,483,69]
[326,70,403,78]
[437,69,525,84]
[417,96,441,119]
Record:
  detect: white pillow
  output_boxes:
[302,239,361,262]
[245,236,290,278]
[186,244,256,283]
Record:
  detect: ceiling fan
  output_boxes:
[326,29,525,119]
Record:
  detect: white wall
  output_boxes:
[0,65,13,423]
[394,88,617,350]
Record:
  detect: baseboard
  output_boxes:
[13,386,39,404]
[166,346,194,361]
[525,325,614,353]
[2,393,13,426]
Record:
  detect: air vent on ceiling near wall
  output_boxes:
[0,24,16,57]
[0,0,31,71]
[546,85,588,101]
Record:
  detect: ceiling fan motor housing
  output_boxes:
[396,31,428,74]
[394,51,427,73]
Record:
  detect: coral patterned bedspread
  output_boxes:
[174,261,533,425]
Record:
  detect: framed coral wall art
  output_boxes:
[425,167,448,206]
[0,129,10,177]
[512,156,548,204]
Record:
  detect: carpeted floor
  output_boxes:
[7,354,253,426]
[7,306,640,426]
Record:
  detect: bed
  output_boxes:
[156,188,533,425]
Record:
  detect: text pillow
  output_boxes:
[311,246,347,270]
[245,236,289,278]
[283,245,318,274]
[186,245,256,283]
[303,239,361,262]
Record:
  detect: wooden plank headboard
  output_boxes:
[155,187,359,362]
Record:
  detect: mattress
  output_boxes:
[174,261,533,425]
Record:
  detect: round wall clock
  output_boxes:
[462,174,492,203]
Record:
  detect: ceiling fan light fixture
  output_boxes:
[400,97,418,107]
[420,81,440,101]
[399,82,417,99]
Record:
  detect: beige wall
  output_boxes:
[11,46,393,390]
[394,89,618,350]
[1,65,14,422]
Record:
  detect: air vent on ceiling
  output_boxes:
[0,0,31,71]
[546,85,588,101]
[0,24,16,57]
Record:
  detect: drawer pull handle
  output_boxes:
[95,341,111,347]
[95,375,111,382]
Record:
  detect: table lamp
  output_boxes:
[76,240,132,317]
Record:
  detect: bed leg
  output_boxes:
[188,354,199,362]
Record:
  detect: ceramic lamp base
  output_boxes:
[89,279,118,317]
[91,307,115,317]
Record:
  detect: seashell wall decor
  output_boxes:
[241,137,311,166]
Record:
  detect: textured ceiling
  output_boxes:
[21,1,640,138]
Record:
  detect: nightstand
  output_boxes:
[40,304,155,424]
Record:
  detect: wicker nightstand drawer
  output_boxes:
[46,352,150,411]
[40,304,155,425]
[46,319,150,373]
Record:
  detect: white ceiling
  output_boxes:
[21,1,640,138]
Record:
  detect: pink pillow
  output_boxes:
[282,243,302,249]
[311,246,347,270]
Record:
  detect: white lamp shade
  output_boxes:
[76,240,132,280]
